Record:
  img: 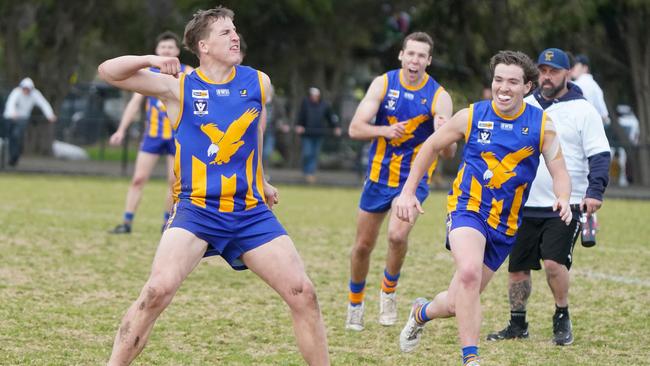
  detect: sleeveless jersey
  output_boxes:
[365,69,444,187]
[145,64,190,140]
[447,100,546,235]
[172,65,267,212]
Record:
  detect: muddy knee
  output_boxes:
[139,284,174,311]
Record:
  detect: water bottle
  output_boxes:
[580,212,597,247]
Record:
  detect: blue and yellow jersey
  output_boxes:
[447,100,546,235]
[144,64,190,140]
[366,69,445,187]
[172,65,267,212]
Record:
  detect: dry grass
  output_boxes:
[0,174,648,365]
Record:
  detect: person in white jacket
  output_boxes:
[3,77,57,166]
[487,48,610,346]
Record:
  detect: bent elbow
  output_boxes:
[348,125,359,140]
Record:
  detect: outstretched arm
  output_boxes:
[394,108,468,224]
[98,55,182,121]
[542,117,572,224]
[348,75,406,141]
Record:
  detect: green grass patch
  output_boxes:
[0,174,648,365]
[86,144,138,162]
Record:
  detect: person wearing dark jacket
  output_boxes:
[295,87,341,183]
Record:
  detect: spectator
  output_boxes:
[614,104,640,186]
[295,87,341,183]
[571,55,609,125]
[262,85,290,167]
[2,77,57,166]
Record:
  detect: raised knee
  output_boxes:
[287,279,319,310]
[140,283,174,311]
[457,266,482,289]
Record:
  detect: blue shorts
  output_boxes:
[167,201,287,270]
[359,180,430,213]
[445,210,516,271]
[140,136,175,155]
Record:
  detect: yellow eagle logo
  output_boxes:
[480,146,534,189]
[387,114,430,146]
[200,108,259,165]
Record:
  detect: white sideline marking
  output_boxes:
[574,269,650,287]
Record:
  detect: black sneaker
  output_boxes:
[486,321,529,341]
[552,313,573,346]
[109,223,132,234]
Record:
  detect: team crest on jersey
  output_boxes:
[477,129,491,144]
[216,89,230,97]
[404,92,414,100]
[386,99,396,111]
[478,121,494,130]
[421,98,427,105]
[192,89,209,99]
[501,123,513,131]
[388,89,400,99]
[239,89,248,97]
[193,100,208,116]
[481,146,534,189]
[200,108,259,165]
[521,127,529,135]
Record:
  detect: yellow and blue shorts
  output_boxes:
[445,210,516,271]
[166,201,287,270]
[359,180,430,213]
[140,136,175,155]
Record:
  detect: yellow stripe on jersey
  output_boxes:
[487,198,503,230]
[173,73,186,130]
[149,107,159,137]
[162,115,172,139]
[172,140,181,202]
[492,100,526,120]
[411,143,439,184]
[426,157,439,184]
[369,137,387,182]
[387,152,403,187]
[196,67,236,84]
[399,70,429,91]
[447,162,466,212]
[191,156,207,208]
[539,112,547,152]
[467,176,482,212]
[245,150,258,209]
[219,174,237,212]
[465,104,474,143]
[257,71,266,105]
[255,151,266,204]
[506,183,528,235]
[380,74,389,100]
[430,87,443,117]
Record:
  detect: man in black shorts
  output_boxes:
[487,48,610,346]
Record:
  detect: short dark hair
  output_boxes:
[402,32,434,56]
[156,31,181,49]
[183,6,235,56]
[489,50,538,85]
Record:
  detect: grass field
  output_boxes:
[0,174,649,365]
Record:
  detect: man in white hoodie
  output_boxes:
[3,77,57,166]
[487,48,610,346]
